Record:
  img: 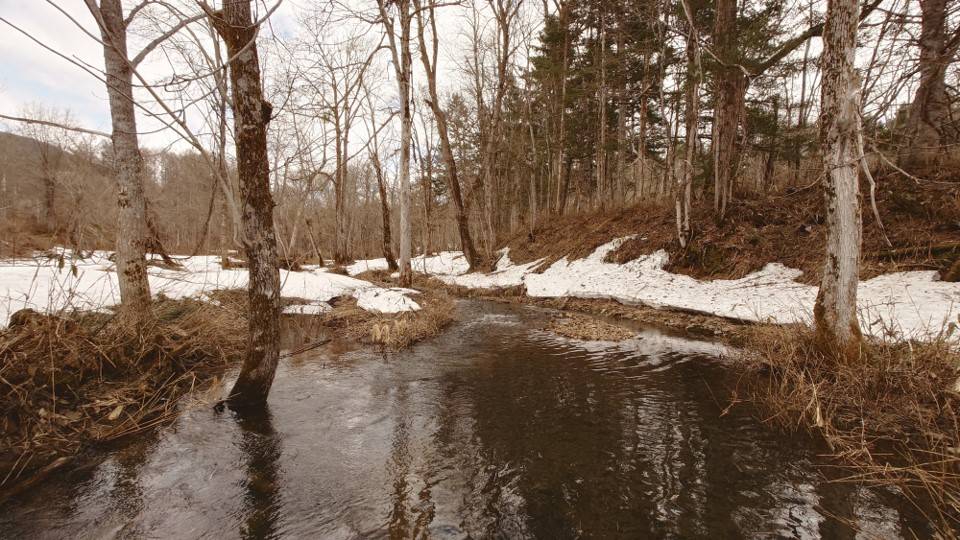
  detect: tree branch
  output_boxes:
[0,113,111,138]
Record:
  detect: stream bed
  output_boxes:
[0,300,933,539]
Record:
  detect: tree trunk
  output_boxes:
[677,0,700,248]
[815,0,863,359]
[372,154,399,271]
[712,0,744,221]
[93,0,152,326]
[900,0,950,165]
[211,1,282,407]
[397,2,413,286]
[413,1,480,270]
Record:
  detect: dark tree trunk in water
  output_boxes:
[210,1,282,407]
[900,0,951,165]
[90,0,152,326]
[816,0,863,359]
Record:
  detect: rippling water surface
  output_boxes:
[0,301,932,539]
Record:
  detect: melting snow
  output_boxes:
[352,239,960,341]
[0,250,421,327]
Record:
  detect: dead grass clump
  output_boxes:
[0,296,245,494]
[543,313,636,341]
[318,291,455,350]
[740,326,960,530]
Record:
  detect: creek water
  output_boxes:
[0,301,933,539]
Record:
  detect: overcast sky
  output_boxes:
[0,1,392,148]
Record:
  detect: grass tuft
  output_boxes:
[739,325,960,531]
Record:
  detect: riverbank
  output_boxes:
[352,238,960,533]
[0,263,456,500]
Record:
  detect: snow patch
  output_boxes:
[349,238,960,341]
[353,288,421,313]
[0,251,421,327]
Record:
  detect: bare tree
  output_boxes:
[676,0,700,249]
[16,104,70,233]
[361,78,399,271]
[900,0,954,164]
[413,0,480,270]
[815,0,864,358]
[376,0,414,285]
[711,0,744,221]
[205,0,282,407]
[84,0,155,326]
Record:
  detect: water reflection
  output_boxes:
[233,407,283,540]
[0,300,938,539]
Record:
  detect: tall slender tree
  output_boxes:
[413,0,480,270]
[377,0,414,286]
[206,0,282,407]
[815,0,863,358]
[85,0,153,326]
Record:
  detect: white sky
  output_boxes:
[0,0,524,152]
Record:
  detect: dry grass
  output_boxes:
[317,290,455,350]
[0,295,246,495]
[504,174,960,285]
[543,313,636,341]
[739,326,960,532]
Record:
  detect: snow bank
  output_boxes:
[436,249,545,289]
[350,238,960,341]
[346,251,470,277]
[0,251,421,327]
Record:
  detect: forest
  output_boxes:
[1,0,960,537]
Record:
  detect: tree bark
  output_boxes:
[92,0,152,326]
[712,0,745,221]
[677,0,700,248]
[900,0,951,165]
[397,2,413,286]
[413,1,480,270]
[210,0,282,407]
[371,152,399,271]
[815,0,863,358]
[378,0,414,286]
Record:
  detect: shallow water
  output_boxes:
[0,301,933,539]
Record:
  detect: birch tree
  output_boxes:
[376,0,414,286]
[815,0,863,358]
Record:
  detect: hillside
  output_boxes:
[505,172,960,285]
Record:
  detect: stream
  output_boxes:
[0,300,933,539]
